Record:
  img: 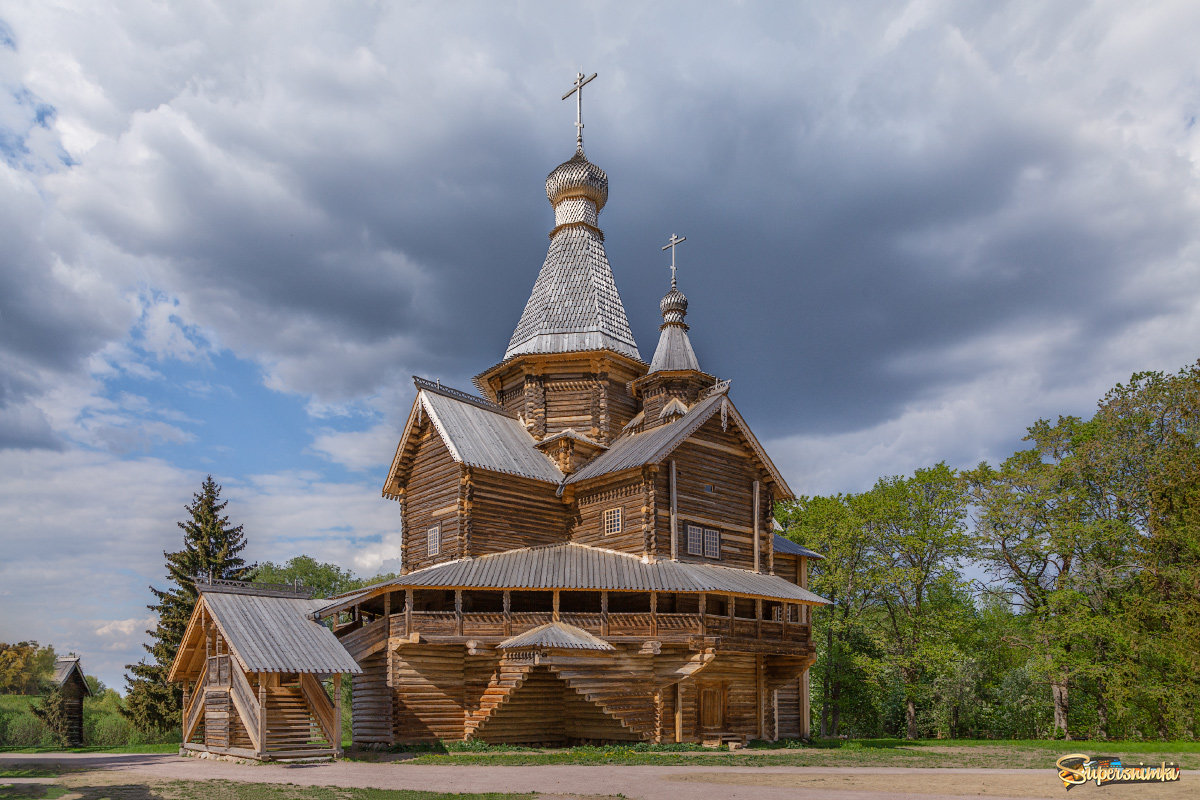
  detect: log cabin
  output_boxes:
[316,119,829,748]
[51,656,91,746]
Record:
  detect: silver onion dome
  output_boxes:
[545,148,609,211]
[659,287,689,326]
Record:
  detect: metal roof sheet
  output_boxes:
[317,543,829,617]
[497,621,615,651]
[203,591,361,675]
[773,534,825,560]
[420,383,564,484]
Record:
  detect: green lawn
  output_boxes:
[391,739,1200,769]
[0,743,179,754]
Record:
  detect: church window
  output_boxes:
[687,524,703,556]
[603,508,622,536]
[704,528,721,559]
[427,525,440,557]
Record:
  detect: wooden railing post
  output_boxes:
[601,591,609,636]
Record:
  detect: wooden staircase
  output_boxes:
[549,664,656,740]
[263,685,332,759]
[464,662,533,739]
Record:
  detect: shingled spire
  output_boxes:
[503,76,640,362]
[648,234,701,374]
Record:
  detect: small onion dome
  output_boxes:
[546,148,608,210]
[660,287,688,326]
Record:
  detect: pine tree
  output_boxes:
[122,476,255,733]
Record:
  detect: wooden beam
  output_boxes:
[800,670,811,740]
[601,591,609,636]
[669,459,679,561]
[333,673,343,757]
[503,590,512,636]
[753,479,761,573]
[257,672,266,759]
[405,589,413,637]
[756,653,765,740]
[455,590,463,636]
[552,590,560,622]
[756,598,763,639]
[650,592,658,637]
[675,682,683,743]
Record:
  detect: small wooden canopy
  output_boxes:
[168,586,361,683]
[52,657,91,696]
[498,621,615,652]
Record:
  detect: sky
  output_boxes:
[1,1,1198,692]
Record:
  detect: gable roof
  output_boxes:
[52,657,91,695]
[316,542,829,619]
[498,621,615,651]
[563,388,793,498]
[168,587,361,680]
[773,533,825,560]
[384,378,564,498]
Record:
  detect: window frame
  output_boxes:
[426,525,440,557]
[603,507,622,536]
[686,524,704,556]
[703,527,721,559]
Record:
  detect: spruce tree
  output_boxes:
[122,476,254,733]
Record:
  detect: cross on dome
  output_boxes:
[562,71,597,151]
[662,233,687,289]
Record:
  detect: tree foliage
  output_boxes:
[0,642,57,694]
[122,475,254,733]
[780,360,1200,741]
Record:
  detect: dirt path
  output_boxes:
[1,752,1191,800]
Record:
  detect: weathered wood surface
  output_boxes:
[351,652,391,745]
[402,421,462,571]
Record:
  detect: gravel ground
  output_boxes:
[1,751,1191,800]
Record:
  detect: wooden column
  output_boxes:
[728,594,735,637]
[772,688,780,742]
[650,592,658,637]
[669,459,679,561]
[503,590,512,636]
[755,598,763,639]
[455,590,463,636]
[756,653,765,740]
[552,590,560,622]
[800,670,811,740]
[257,672,266,758]
[384,592,392,639]
[675,682,684,743]
[405,589,413,638]
[333,673,343,757]
[752,479,761,573]
[600,591,609,636]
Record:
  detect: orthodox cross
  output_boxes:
[662,233,687,289]
[562,71,597,150]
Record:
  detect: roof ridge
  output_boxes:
[414,376,514,417]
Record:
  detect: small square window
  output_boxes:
[603,508,622,536]
[703,484,716,493]
[427,525,440,557]
[687,524,703,556]
[704,528,721,559]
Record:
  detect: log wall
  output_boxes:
[467,471,570,555]
[402,421,463,571]
[351,652,391,745]
[391,645,466,742]
[572,476,646,553]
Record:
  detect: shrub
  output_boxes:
[4,713,50,747]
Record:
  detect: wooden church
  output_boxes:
[170,74,827,757]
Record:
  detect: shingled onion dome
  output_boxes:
[648,282,701,373]
[546,147,609,212]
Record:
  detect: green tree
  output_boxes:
[0,642,56,694]
[122,476,254,733]
[869,463,972,739]
[30,685,68,748]
[255,555,357,599]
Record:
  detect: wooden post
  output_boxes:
[601,591,609,636]
[405,589,413,637]
[384,591,392,640]
[552,590,560,622]
[756,653,765,740]
[333,673,343,757]
[257,672,266,759]
[698,592,706,627]
[772,688,780,742]
[752,479,761,573]
[650,591,658,637]
[455,589,464,636]
[503,590,512,636]
[728,594,735,637]
[669,459,678,561]
[675,682,684,743]
[755,598,763,639]
[800,670,811,740]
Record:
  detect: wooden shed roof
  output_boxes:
[316,542,829,618]
[168,587,362,681]
[772,534,825,560]
[51,657,91,695]
[497,621,615,651]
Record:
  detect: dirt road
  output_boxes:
[0,751,1191,800]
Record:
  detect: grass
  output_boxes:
[0,744,179,754]
[392,738,1200,769]
[0,768,61,779]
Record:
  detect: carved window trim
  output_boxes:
[427,525,440,557]
[603,507,622,536]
